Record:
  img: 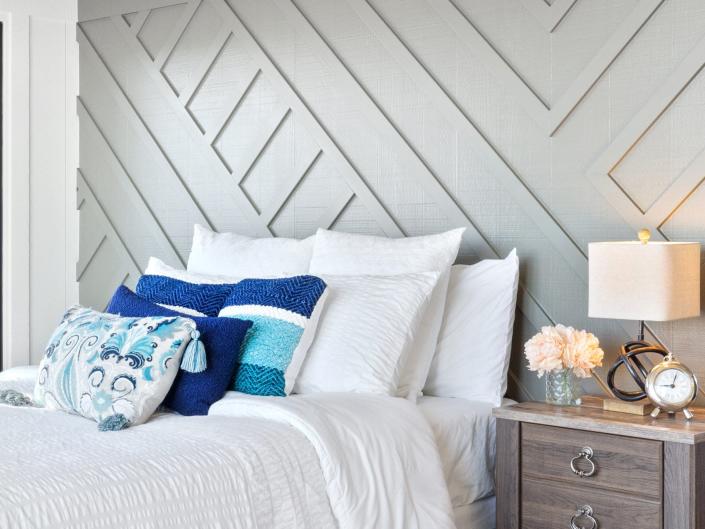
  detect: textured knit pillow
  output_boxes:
[219,275,328,396]
[34,306,198,429]
[106,286,253,416]
[136,274,238,317]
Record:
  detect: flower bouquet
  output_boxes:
[524,324,604,405]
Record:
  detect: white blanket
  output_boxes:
[211,392,456,529]
[0,369,455,529]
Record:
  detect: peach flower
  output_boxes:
[524,326,565,377]
[524,324,604,378]
[564,328,604,378]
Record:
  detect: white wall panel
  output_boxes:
[0,0,77,368]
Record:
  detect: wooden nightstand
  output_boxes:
[493,402,705,529]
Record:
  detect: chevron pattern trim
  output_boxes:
[234,363,286,397]
[136,275,237,317]
[223,276,327,318]
[78,0,705,402]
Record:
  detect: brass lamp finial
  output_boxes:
[638,229,651,245]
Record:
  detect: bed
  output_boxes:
[0,228,518,529]
[0,368,499,529]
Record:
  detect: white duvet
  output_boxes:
[0,369,455,529]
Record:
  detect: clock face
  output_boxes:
[652,368,695,406]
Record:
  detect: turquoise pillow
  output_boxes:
[219,275,328,396]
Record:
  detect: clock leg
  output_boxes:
[683,408,694,421]
[650,407,661,418]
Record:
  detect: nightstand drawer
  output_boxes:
[521,423,662,499]
[522,476,661,529]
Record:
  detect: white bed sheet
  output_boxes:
[418,396,511,508]
[0,368,456,529]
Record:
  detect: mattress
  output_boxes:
[418,396,509,508]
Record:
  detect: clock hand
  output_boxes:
[658,384,675,388]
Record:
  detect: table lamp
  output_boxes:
[588,230,701,407]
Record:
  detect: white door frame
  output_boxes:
[0,7,31,370]
[0,0,78,370]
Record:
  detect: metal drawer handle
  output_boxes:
[570,446,596,478]
[570,505,598,529]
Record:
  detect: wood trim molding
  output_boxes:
[586,32,705,236]
[427,0,663,136]
[206,0,405,236]
[78,0,187,22]
[0,10,30,369]
[77,26,215,234]
[518,0,578,32]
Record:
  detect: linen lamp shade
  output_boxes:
[588,240,701,322]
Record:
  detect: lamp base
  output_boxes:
[579,394,605,409]
[607,340,669,402]
[603,398,654,415]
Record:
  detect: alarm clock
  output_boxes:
[645,353,698,420]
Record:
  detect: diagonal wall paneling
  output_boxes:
[78,0,705,401]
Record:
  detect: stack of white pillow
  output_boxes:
[148,224,519,406]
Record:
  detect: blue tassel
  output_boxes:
[97,413,130,431]
[180,329,207,373]
[0,389,35,407]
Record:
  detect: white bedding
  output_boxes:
[418,396,507,508]
[0,404,334,528]
[211,392,456,529]
[0,369,456,529]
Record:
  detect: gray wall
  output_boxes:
[77,0,705,401]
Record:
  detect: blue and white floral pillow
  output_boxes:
[219,275,328,396]
[34,306,199,430]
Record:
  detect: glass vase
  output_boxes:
[545,368,581,406]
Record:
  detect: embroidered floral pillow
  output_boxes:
[34,306,198,430]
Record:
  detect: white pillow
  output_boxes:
[309,228,465,400]
[294,271,440,396]
[146,256,240,284]
[423,250,519,405]
[187,224,314,277]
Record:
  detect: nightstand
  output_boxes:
[493,402,705,529]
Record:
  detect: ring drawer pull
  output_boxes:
[570,446,596,478]
[570,505,598,529]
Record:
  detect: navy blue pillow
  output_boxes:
[136,275,238,317]
[106,286,252,416]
